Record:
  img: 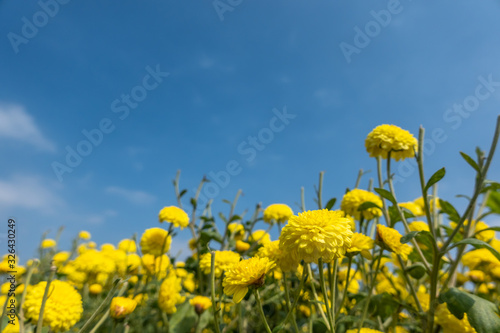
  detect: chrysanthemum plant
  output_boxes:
[2,117,500,333]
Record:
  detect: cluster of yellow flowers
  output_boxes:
[2,123,499,333]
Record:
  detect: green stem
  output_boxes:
[306,264,330,331]
[358,248,384,331]
[88,312,109,333]
[301,187,306,211]
[282,273,300,333]
[19,259,39,333]
[254,289,273,333]
[36,266,56,333]
[210,252,221,333]
[318,259,334,332]
[336,257,352,318]
[354,169,364,188]
[317,171,324,209]
[275,266,308,332]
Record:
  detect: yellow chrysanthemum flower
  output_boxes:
[435,304,476,333]
[409,221,430,232]
[24,280,83,333]
[73,249,116,275]
[347,232,374,259]
[376,224,412,261]
[451,220,496,243]
[158,274,185,314]
[256,240,298,272]
[190,296,212,315]
[235,240,250,252]
[101,243,115,252]
[279,209,353,263]
[118,239,137,253]
[52,251,70,267]
[263,204,293,224]
[199,251,240,277]
[141,254,171,278]
[87,241,97,249]
[414,196,441,213]
[89,284,103,295]
[365,124,417,161]
[227,223,245,241]
[140,228,172,257]
[249,230,271,245]
[341,189,383,221]
[78,231,91,240]
[41,239,56,249]
[110,296,137,319]
[223,257,276,303]
[399,202,424,217]
[159,206,190,229]
[467,270,485,283]
[346,328,383,333]
[462,248,500,269]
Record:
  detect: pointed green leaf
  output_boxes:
[487,191,500,215]
[424,167,446,192]
[374,188,397,205]
[325,198,336,210]
[406,263,427,279]
[449,238,500,261]
[439,199,460,222]
[460,152,481,173]
[357,201,382,212]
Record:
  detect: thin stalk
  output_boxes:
[317,171,324,209]
[301,187,306,211]
[174,170,183,209]
[318,259,334,332]
[282,273,300,333]
[19,259,39,333]
[210,252,221,333]
[397,256,423,313]
[336,256,352,318]
[88,311,109,333]
[358,248,384,331]
[306,264,330,331]
[36,266,56,333]
[354,169,364,188]
[275,266,308,331]
[254,289,273,333]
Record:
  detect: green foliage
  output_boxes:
[424,167,446,193]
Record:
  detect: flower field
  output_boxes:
[2,118,500,333]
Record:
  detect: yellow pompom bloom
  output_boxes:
[158,274,185,314]
[141,254,171,278]
[227,223,245,241]
[376,224,412,261]
[462,248,500,269]
[89,284,103,295]
[263,204,293,224]
[118,239,137,253]
[347,232,374,259]
[399,202,424,217]
[24,280,83,333]
[41,239,56,249]
[159,206,190,229]
[346,328,383,333]
[257,240,298,272]
[52,251,70,267]
[435,304,476,333]
[190,296,212,315]
[140,228,172,257]
[223,257,275,303]
[249,230,271,245]
[78,231,91,240]
[467,270,485,283]
[235,240,250,252]
[414,196,441,213]
[341,189,383,221]
[199,251,240,277]
[365,124,417,161]
[279,209,353,264]
[110,296,137,319]
[101,243,115,252]
[474,221,495,243]
[87,241,97,249]
[409,221,429,232]
[0,283,11,295]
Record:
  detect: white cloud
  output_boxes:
[106,186,156,204]
[0,104,56,152]
[84,210,117,224]
[0,175,64,212]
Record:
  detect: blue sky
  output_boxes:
[1,0,500,262]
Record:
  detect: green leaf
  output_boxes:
[370,292,399,318]
[179,189,187,198]
[460,152,481,173]
[200,230,223,243]
[439,199,460,222]
[401,230,433,244]
[374,188,397,205]
[449,238,500,261]
[487,191,500,215]
[439,288,500,333]
[357,201,382,212]
[406,263,427,279]
[424,167,446,193]
[190,198,197,208]
[473,227,500,237]
[325,198,336,210]
[229,214,242,223]
[169,301,197,333]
